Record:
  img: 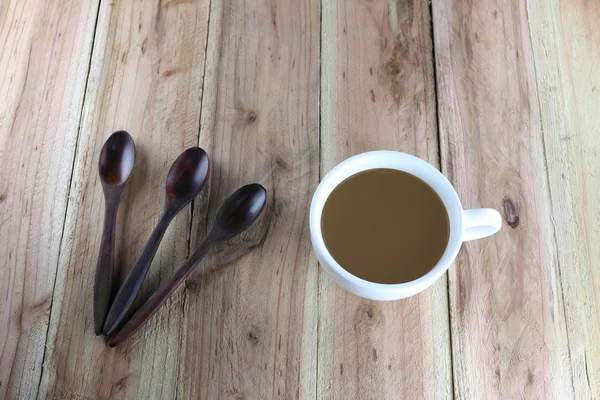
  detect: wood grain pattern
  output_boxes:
[526,0,600,397]
[432,0,584,397]
[38,0,210,398]
[180,0,321,398]
[2,0,600,397]
[318,1,451,399]
[0,0,99,398]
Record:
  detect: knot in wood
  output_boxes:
[384,58,401,76]
[245,111,257,124]
[502,197,519,228]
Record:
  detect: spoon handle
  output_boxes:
[108,238,214,347]
[93,199,119,335]
[103,211,174,335]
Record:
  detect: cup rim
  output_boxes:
[310,151,464,296]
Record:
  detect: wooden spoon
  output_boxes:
[94,131,136,335]
[103,147,209,335]
[108,183,267,347]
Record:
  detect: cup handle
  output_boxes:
[462,208,502,241]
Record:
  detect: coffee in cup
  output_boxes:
[321,168,449,284]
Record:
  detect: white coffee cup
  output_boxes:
[309,151,502,301]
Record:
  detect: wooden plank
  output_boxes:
[0,0,99,398]
[38,0,210,398]
[179,0,321,398]
[526,0,600,397]
[318,1,451,399]
[432,0,578,397]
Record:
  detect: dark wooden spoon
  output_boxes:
[94,131,136,335]
[108,183,267,347]
[103,147,209,336]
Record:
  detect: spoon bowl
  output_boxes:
[99,131,135,186]
[212,183,267,240]
[166,147,209,204]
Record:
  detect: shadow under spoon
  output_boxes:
[108,183,267,347]
[94,131,136,335]
[103,147,209,336]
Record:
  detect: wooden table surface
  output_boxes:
[1,0,599,398]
